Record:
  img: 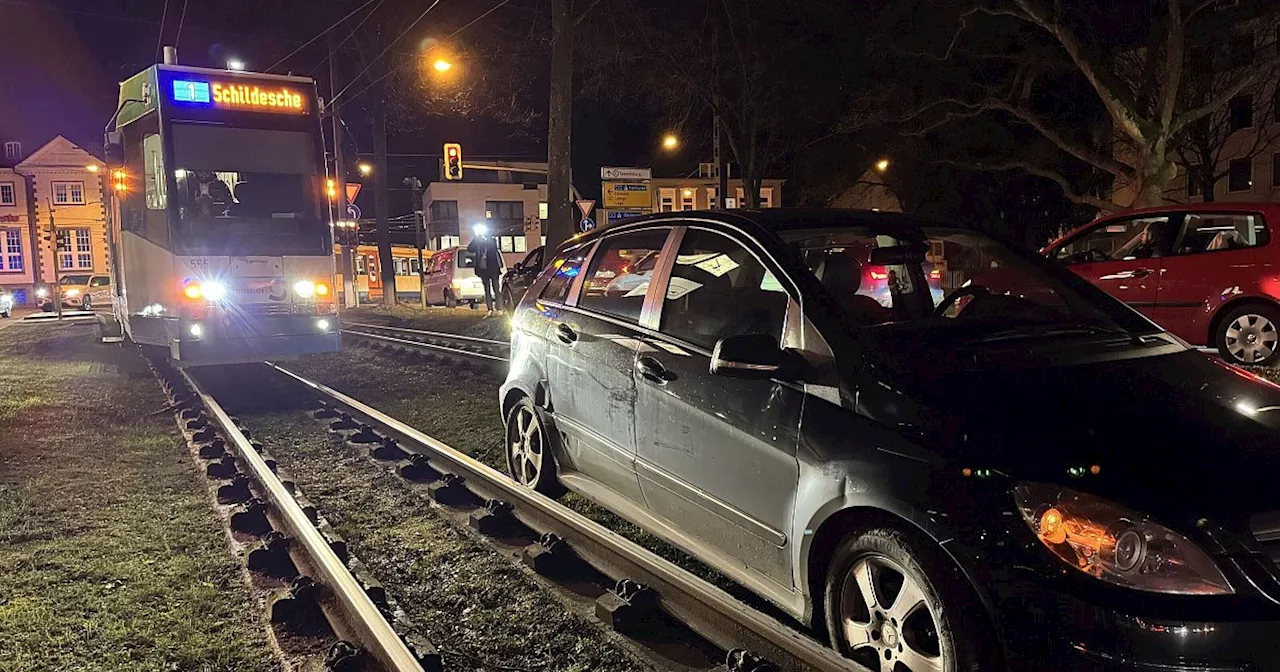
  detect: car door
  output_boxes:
[541,228,674,504]
[1154,211,1267,343]
[425,251,449,303]
[632,226,802,588]
[511,246,544,300]
[1047,214,1175,319]
[88,275,111,303]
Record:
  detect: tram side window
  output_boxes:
[144,134,166,210]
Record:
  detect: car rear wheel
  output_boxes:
[504,397,565,498]
[1216,304,1280,367]
[444,289,457,308]
[823,527,997,672]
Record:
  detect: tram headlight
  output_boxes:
[189,323,204,338]
[316,318,331,332]
[293,280,316,298]
[202,281,227,302]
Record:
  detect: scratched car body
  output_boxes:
[499,209,1280,672]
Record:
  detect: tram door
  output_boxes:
[365,252,383,301]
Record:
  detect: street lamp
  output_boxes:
[662,134,679,151]
[875,158,890,173]
[358,163,372,176]
[432,59,453,73]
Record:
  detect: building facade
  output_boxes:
[0,136,108,303]
[421,162,548,267]
[599,165,786,224]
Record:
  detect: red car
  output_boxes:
[1043,203,1280,366]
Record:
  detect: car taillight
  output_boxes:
[866,266,888,281]
[930,269,941,279]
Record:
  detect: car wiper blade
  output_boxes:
[966,323,1132,344]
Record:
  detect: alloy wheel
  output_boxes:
[1225,313,1278,364]
[839,554,947,672]
[508,404,545,487]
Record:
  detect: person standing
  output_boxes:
[467,224,504,315]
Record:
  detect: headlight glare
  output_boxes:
[293,280,316,298]
[1014,482,1232,595]
[202,281,227,302]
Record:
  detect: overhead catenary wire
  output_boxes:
[331,0,513,108]
[309,0,388,75]
[329,0,444,105]
[266,0,383,73]
[173,0,189,50]
[152,0,170,62]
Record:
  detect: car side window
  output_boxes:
[659,229,789,349]
[1174,213,1269,255]
[577,229,671,323]
[1054,216,1173,264]
[539,245,590,304]
[89,276,109,287]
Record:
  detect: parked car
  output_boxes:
[0,287,13,318]
[421,246,503,308]
[1043,203,1280,366]
[500,208,1280,672]
[37,274,111,311]
[502,246,545,313]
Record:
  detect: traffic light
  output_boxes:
[112,169,127,193]
[55,229,69,250]
[443,143,462,181]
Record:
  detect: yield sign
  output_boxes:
[576,199,595,218]
[345,182,362,202]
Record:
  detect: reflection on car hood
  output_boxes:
[857,349,1280,521]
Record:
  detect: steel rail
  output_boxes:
[267,362,865,672]
[182,370,427,672]
[344,321,508,348]
[341,327,509,363]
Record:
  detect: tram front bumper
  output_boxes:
[171,314,340,366]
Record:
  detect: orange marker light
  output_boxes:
[961,467,973,477]
[1038,508,1067,544]
[1090,464,1101,475]
[183,283,202,299]
[315,282,330,297]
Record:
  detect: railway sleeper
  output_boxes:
[205,454,239,480]
[426,472,472,507]
[370,437,406,461]
[521,532,586,579]
[468,498,517,537]
[230,499,274,536]
[397,453,441,482]
[715,649,781,672]
[197,437,227,459]
[323,641,368,672]
[595,578,662,637]
[268,576,329,635]
[217,473,254,504]
[347,425,382,446]
[247,531,300,579]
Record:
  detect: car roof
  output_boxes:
[574,208,947,246]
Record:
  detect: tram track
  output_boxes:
[340,322,509,366]
[257,360,868,672]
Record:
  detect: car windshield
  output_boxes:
[781,225,1157,341]
[60,274,91,286]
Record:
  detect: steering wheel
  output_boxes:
[933,285,992,317]
[1063,248,1108,265]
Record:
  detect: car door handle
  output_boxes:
[555,323,578,344]
[1130,268,1154,278]
[636,355,669,384]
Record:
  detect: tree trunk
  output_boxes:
[545,0,574,252]
[374,102,396,306]
[1201,175,1216,202]
[1129,155,1177,209]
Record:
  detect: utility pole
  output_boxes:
[546,0,574,252]
[329,35,357,309]
[47,200,62,321]
[373,102,395,307]
[714,111,727,209]
[403,176,426,308]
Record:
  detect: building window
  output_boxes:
[539,201,548,219]
[1273,153,1280,188]
[436,235,460,249]
[1228,95,1253,131]
[659,188,675,212]
[680,188,695,211]
[1,230,22,271]
[3,142,20,160]
[735,187,745,207]
[428,200,459,221]
[52,181,85,205]
[760,187,774,208]
[497,235,527,253]
[1228,158,1253,192]
[706,187,717,209]
[484,200,523,222]
[394,258,411,275]
[0,182,14,206]
[1229,33,1254,69]
[58,228,92,270]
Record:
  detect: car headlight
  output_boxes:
[1014,482,1232,595]
[65,288,81,297]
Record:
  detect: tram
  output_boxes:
[106,59,340,366]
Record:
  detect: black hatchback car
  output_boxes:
[499,209,1280,672]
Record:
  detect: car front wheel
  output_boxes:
[823,527,997,672]
[504,397,565,498]
[1216,304,1280,367]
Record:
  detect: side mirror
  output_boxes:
[103,131,123,166]
[710,334,800,380]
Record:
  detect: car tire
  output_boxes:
[81,295,91,311]
[1216,304,1280,367]
[444,290,457,308]
[503,288,516,314]
[504,397,566,499]
[823,526,999,672]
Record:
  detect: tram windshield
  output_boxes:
[168,123,326,254]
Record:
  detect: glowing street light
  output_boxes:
[86,164,99,173]
[227,59,246,71]
[358,163,372,176]
[662,134,679,151]
[875,158,890,172]
[432,59,453,73]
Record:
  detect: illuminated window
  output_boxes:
[706,187,717,209]
[437,235,460,249]
[539,201,548,219]
[144,134,167,210]
[497,236,527,253]
[658,188,675,212]
[760,187,774,208]
[0,182,14,206]
[355,256,366,274]
[3,142,20,160]
[0,230,22,271]
[58,228,92,270]
[680,188,695,210]
[52,181,85,205]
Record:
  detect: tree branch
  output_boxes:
[573,0,606,26]
[935,158,1124,211]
